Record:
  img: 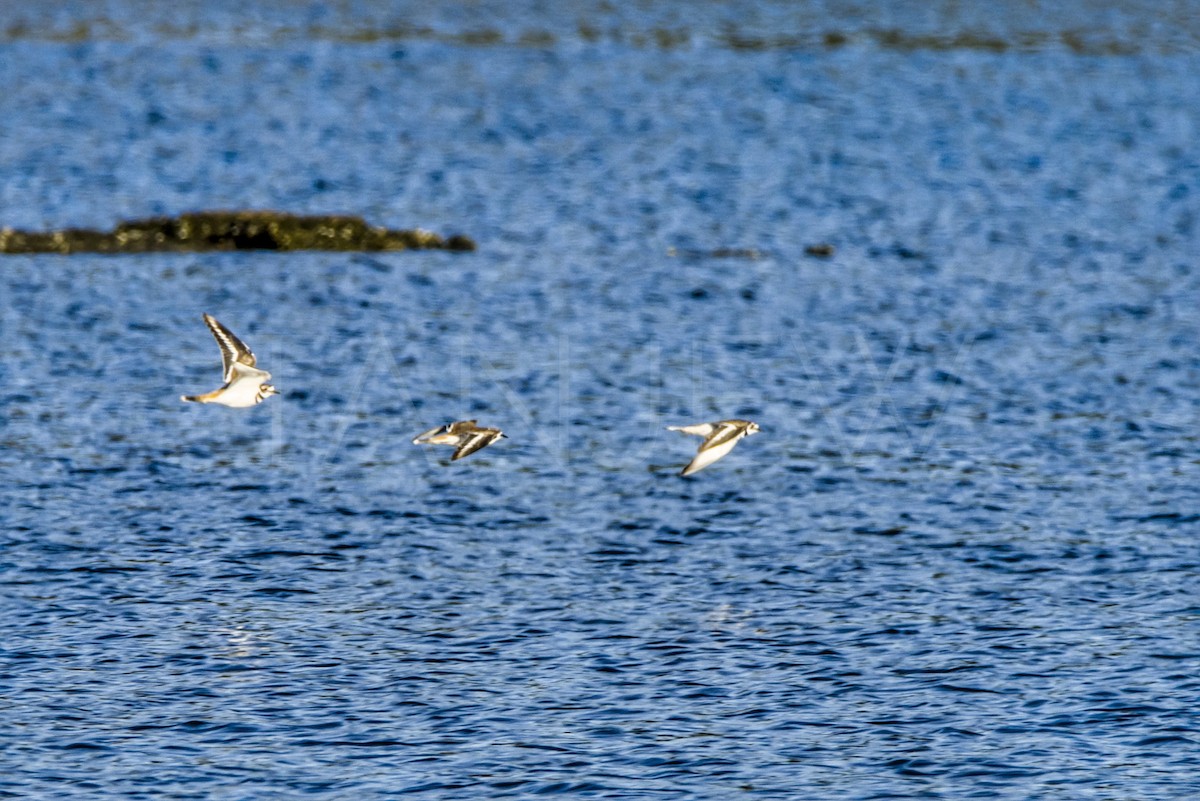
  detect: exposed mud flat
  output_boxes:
[0,211,475,254]
[0,1,1195,55]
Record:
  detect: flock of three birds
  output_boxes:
[182,314,761,476]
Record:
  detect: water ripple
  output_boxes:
[3,4,1200,799]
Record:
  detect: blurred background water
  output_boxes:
[2,2,1199,798]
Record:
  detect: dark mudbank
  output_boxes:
[0,211,476,254]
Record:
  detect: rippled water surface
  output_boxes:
[3,3,1200,799]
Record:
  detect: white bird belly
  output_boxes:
[215,373,267,407]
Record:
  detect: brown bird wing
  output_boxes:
[203,313,257,381]
[452,429,500,461]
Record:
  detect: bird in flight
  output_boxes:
[667,419,761,476]
[181,313,278,408]
[413,420,506,461]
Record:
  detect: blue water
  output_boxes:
[3,4,1200,799]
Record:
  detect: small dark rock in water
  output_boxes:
[804,243,836,257]
[709,247,763,259]
[667,246,765,260]
[0,210,476,254]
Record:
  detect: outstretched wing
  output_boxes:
[203,313,257,381]
[412,424,451,445]
[677,422,751,476]
[667,422,716,438]
[452,430,500,461]
[699,421,746,451]
[681,435,741,476]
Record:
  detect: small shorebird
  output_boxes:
[667,419,761,476]
[412,420,506,461]
[181,313,279,407]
